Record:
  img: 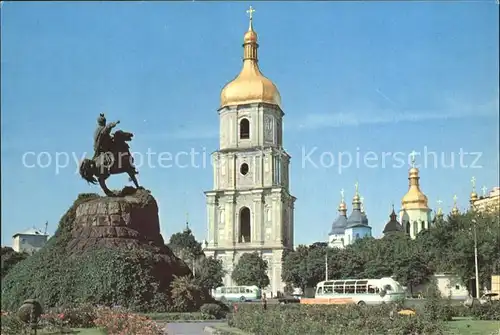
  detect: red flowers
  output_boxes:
[93,307,163,335]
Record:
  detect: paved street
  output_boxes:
[164,321,225,335]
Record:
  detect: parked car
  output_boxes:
[278,294,301,304]
[463,292,498,307]
[479,292,498,304]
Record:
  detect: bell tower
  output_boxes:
[204,7,296,296]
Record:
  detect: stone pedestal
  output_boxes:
[66,188,192,285]
[68,188,167,252]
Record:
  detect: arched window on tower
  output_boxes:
[421,221,425,231]
[405,222,411,235]
[413,221,418,236]
[239,207,251,243]
[240,118,250,139]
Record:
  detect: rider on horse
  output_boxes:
[93,113,120,161]
[80,113,140,196]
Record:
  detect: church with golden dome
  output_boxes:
[398,153,433,239]
[204,7,295,296]
[328,153,434,242]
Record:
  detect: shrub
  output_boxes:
[1,247,30,280]
[200,303,226,319]
[42,304,97,329]
[228,304,445,335]
[472,301,500,320]
[0,313,29,335]
[1,194,172,313]
[170,276,209,312]
[93,307,164,335]
[450,304,472,318]
[422,284,454,321]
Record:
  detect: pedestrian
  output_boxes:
[262,292,267,310]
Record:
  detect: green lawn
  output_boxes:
[446,318,499,335]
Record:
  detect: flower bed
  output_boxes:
[228,304,445,335]
[0,305,164,335]
[93,307,164,335]
[41,304,97,330]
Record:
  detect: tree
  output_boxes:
[195,256,226,291]
[282,244,344,291]
[231,252,270,289]
[393,254,433,294]
[282,245,313,290]
[443,211,499,289]
[167,226,203,273]
[170,275,207,312]
[306,244,331,284]
[1,247,29,279]
[283,210,499,298]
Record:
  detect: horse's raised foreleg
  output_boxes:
[98,176,115,197]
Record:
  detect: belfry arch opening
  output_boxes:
[239,207,251,243]
[405,222,411,235]
[240,118,250,139]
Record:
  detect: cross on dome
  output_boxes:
[471,176,476,191]
[246,6,255,20]
[409,150,417,167]
[340,188,345,201]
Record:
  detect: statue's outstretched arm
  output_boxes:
[104,121,120,133]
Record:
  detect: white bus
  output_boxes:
[302,277,406,306]
[213,285,262,302]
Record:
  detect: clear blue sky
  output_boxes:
[1,2,498,247]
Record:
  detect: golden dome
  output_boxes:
[244,30,257,43]
[401,167,429,210]
[470,192,478,202]
[338,201,347,211]
[219,15,281,109]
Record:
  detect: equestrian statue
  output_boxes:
[79,113,141,196]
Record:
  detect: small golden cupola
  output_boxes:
[470,176,478,204]
[219,6,282,109]
[338,188,347,215]
[401,153,429,210]
[451,195,460,216]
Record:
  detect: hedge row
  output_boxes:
[228,304,445,335]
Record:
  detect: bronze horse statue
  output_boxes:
[79,129,141,196]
